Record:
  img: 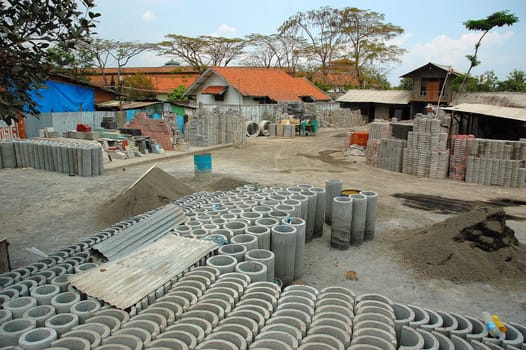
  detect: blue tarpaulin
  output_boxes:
[29,81,95,113]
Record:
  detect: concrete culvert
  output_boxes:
[122,320,160,338]
[85,315,121,334]
[70,300,101,323]
[218,244,247,263]
[51,292,81,314]
[50,336,91,350]
[206,330,247,350]
[102,334,143,350]
[3,296,37,319]
[206,255,238,274]
[249,338,292,350]
[45,313,80,336]
[298,342,337,350]
[244,249,275,282]
[0,318,37,347]
[256,330,299,349]
[23,305,56,328]
[165,323,205,343]
[62,329,102,348]
[114,327,151,345]
[230,234,258,251]
[246,121,260,137]
[31,284,61,306]
[213,323,253,346]
[235,261,267,283]
[259,120,271,136]
[148,338,189,349]
[18,327,58,350]
[157,330,197,349]
[95,309,130,324]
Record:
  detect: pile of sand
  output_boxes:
[392,206,526,284]
[100,166,194,225]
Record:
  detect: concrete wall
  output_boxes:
[24,112,111,138]
[374,105,390,120]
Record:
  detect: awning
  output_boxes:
[201,85,228,95]
[443,103,526,123]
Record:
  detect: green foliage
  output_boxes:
[497,69,526,92]
[122,73,156,100]
[451,74,480,92]
[0,0,99,116]
[167,86,189,102]
[314,81,333,92]
[397,78,413,90]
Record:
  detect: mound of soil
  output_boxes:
[100,166,194,225]
[392,206,526,284]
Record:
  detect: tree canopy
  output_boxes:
[0,0,99,116]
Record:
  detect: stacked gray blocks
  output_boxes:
[185,108,246,147]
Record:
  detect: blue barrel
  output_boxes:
[194,153,212,178]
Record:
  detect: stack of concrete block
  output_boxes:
[128,117,174,151]
[185,109,246,147]
[465,138,526,187]
[319,109,365,128]
[365,121,391,167]
[402,117,449,179]
[449,135,475,181]
[378,138,407,172]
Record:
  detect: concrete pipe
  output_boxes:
[3,296,37,319]
[250,338,292,350]
[350,194,367,246]
[102,334,143,350]
[281,217,305,281]
[158,295,191,312]
[213,323,253,346]
[353,313,393,329]
[320,286,355,299]
[244,249,275,282]
[165,323,205,343]
[62,329,102,348]
[245,226,271,251]
[181,310,219,328]
[0,319,37,347]
[33,270,56,284]
[31,284,61,306]
[416,328,440,350]
[242,290,279,308]
[271,224,297,284]
[71,300,102,323]
[356,293,394,306]
[450,334,475,350]
[465,315,488,342]
[0,276,14,289]
[239,212,263,226]
[408,304,430,329]
[265,315,307,337]
[50,292,81,314]
[219,316,259,337]
[0,309,12,325]
[174,225,192,237]
[310,318,352,337]
[308,324,351,348]
[302,334,345,350]
[450,313,473,340]
[420,308,443,331]
[210,218,227,229]
[227,310,265,331]
[330,196,352,249]
[234,304,271,321]
[190,228,208,239]
[188,302,225,321]
[281,290,316,303]
[210,229,234,242]
[350,335,395,350]
[300,190,316,241]
[9,283,29,298]
[273,309,311,329]
[223,221,247,236]
[261,324,302,344]
[206,255,238,274]
[274,204,296,218]
[206,330,247,350]
[45,313,80,336]
[393,303,415,341]
[96,309,130,325]
[246,121,261,137]
[18,327,58,350]
[228,208,244,218]
[325,179,343,224]
[288,194,308,220]
[220,214,237,222]
[22,305,56,328]
[237,299,274,314]
[122,320,160,339]
[318,292,354,305]
[85,315,121,334]
[360,191,378,241]
[256,330,298,349]
[200,292,235,309]
[140,306,175,326]
[276,302,314,320]
[157,330,196,349]
[399,325,425,349]
[281,200,302,218]
[309,187,326,238]
[218,244,247,263]
[50,337,91,350]
[353,327,396,348]
[471,340,493,350]
[253,217,278,235]
[231,234,258,251]
[502,323,524,349]
[132,311,168,331]
[175,316,213,336]
[317,298,355,313]
[149,301,183,320]
[435,310,458,337]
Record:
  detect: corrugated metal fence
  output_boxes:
[24,112,114,138]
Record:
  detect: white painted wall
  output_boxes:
[196,73,260,106]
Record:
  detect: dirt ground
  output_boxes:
[1,128,525,324]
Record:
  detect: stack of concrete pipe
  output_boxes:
[0,139,104,176]
[2,189,526,350]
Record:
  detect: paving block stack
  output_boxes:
[465,138,526,187]
[185,109,246,147]
[365,121,391,168]
[449,134,475,181]
[320,108,365,128]
[402,117,449,179]
[128,116,174,151]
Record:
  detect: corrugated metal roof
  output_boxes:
[443,103,526,122]
[452,92,526,109]
[202,85,228,95]
[336,89,411,104]
[95,100,162,110]
[69,235,218,309]
[92,203,185,261]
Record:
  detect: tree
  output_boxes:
[167,86,188,102]
[477,70,499,91]
[397,77,413,90]
[202,36,246,67]
[340,7,405,87]
[497,69,526,92]
[459,10,518,92]
[46,41,95,81]
[122,73,156,100]
[0,0,99,116]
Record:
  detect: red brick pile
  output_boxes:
[128,116,174,151]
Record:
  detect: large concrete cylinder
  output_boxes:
[206,255,238,274]
[235,261,267,283]
[18,327,58,350]
[360,191,378,241]
[325,179,343,224]
[245,249,275,282]
[231,234,258,251]
[282,217,306,280]
[301,190,317,242]
[310,187,326,238]
[218,244,247,262]
[245,226,271,251]
[0,318,37,347]
[331,197,352,250]
[271,225,297,284]
[350,194,367,246]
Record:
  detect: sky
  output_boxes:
[92,0,526,86]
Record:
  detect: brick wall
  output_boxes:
[128,116,174,151]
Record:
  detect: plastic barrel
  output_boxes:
[194,153,212,179]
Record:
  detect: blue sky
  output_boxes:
[93,0,526,85]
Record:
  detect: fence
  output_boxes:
[24,112,114,138]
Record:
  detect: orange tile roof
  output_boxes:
[202,85,228,95]
[210,67,331,102]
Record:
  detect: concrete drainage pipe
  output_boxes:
[18,327,58,350]
[235,261,267,283]
[0,318,37,347]
[246,121,260,137]
[259,120,271,136]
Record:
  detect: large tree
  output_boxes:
[0,0,99,116]
[340,7,405,87]
[459,10,518,92]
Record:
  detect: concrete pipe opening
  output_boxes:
[71,300,101,323]
[246,121,261,137]
[218,244,247,263]
[51,336,91,350]
[259,120,271,136]
[206,255,238,274]
[18,327,58,350]
[62,328,102,348]
[45,313,80,336]
[51,292,81,314]
[3,296,37,319]
[0,318,37,347]
[235,261,267,283]
[230,234,258,251]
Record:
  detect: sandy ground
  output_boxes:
[1,128,525,323]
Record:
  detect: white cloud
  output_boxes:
[142,10,158,22]
[211,24,237,37]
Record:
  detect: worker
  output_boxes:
[300,118,309,136]
[311,116,318,135]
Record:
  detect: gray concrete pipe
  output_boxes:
[450,312,473,339]
[231,234,259,251]
[350,335,395,350]
[330,196,352,250]
[0,309,12,325]
[300,190,316,242]
[416,328,440,350]
[30,284,61,306]
[265,315,307,338]
[250,338,292,350]
[85,314,122,334]
[324,179,343,224]
[165,323,205,343]
[223,221,248,236]
[245,226,271,251]
[22,305,56,328]
[244,249,275,282]
[350,193,367,245]
[246,121,261,137]
[188,302,226,321]
[434,310,458,337]
[360,190,378,241]
[255,330,299,349]
[18,327,58,350]
[408,304,430,329]
[62,328,103,348]
[393,303,415,342]
[132,311,168,332]
[281,217,306,280]
[353,327,397,348]
[301,334,345,350]
[240,212,263,226]
[399,325,425,349]
[157,329,197,349]
[450,334,475,350]
[3,296,37,319]
[44,313,80,336]
[219,315,259,337]
[261,323,302,343]
[0,318,37,347]
[212,323,253,346]
[218,244,247,263]
[271,224,297,284]
[288,194,308,220]
[70,300,102,323]
[308,324,351,348]
[309,187,326,238]
[50,292,81,314]
[101,334,143,350]
[206,330,248,350]
[50,336,91,350]
[465,315,488,342]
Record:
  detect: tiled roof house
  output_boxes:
[185,67,332,105]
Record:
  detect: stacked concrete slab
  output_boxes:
[185,109,246,147]
[365,121,391,168]
[465,138,526,187]
[449,135,475,181]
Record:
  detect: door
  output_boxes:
[426,80,440,101]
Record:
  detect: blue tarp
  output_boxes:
[29,81,95,113]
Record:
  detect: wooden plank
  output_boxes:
[0,239,11,273]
